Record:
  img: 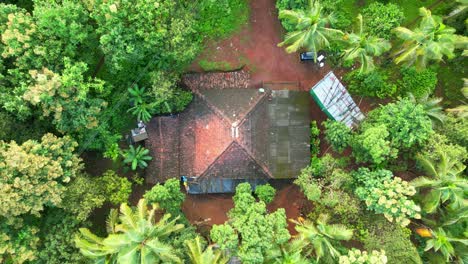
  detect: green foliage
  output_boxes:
[254,184,276,204]
[277,0,344,56]
[185,236,229,264]
[211,183,290,264]
[0,134,82,222]
[292,214,353,261]
[407,93,446,126]
[398,67,438,98]
[339,248,388,264]
[0,220,39,263]
[344,69,397,98]
[354,168,421,227]
[24,59,107,135]
[144,178,185,216]
[393,8,464,69]
[0,110,51,144]
[323,120,351,153]
[75,199,184,264]
[351,124,398,165]
[100,170,132,205]
[127,85,156,122]
[362,215,422,264]
[60,174,106,222]
[424,228,468,263]
[122,145,152,170]
[196,0,249,39]
[365,98,433,151]
[340,15,392,73]
[362,2,404,39]
[310,120,320,157]
[438,113,468,147]
[294,168,322,201]
[275,0,308,32]
[37,209,87,264]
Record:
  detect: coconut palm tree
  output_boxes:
[185,236,229,264]
[122,145,152,170]
[412,150,467,214]
[393,7,464,69]
[424,228,468,262]
[264,238,311,264]
[277,0,343,59]
[75,199,184,264]
[341,14,391,73]
[408,93,446,126]
[291,214,353,261]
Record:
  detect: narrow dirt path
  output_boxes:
[190,0,330,91]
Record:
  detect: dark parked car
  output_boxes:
[300,51,315,61]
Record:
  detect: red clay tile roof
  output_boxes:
[146,72,310,184]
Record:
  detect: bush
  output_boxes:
[344,69,397,99]
[323,120,352,153]
[294,170,322,201]
[438,113,468,147]
[99,170,132,205]
[144,178,185,215]
[197,0,249,39]
[310,121,320,157]
[275,0,308,32]
[362,2,405,39]
[398,67,438,97]
[321,0,353,30]
[363,216,423,264]
[254,184,276,204]
[351,124,398,165]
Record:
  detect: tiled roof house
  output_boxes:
[145,71,311,193]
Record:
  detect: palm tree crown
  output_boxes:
[408,92,446,126]
[185,236,229,264]
[75,199,184,264]
[123,145,153,170]
[341,14,391,73]
[412,150,467,213]
[292,214,353,261]
[278,0,343,59]
[393,7,464,69]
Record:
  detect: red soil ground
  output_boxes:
[189,0,331,91]
[182,182,305,236]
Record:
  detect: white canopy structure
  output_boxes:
[310,71,365,128]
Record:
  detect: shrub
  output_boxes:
[362,2,405,39]
[294,171,322,201]
[323,120,352,153]
[437,113,468,147]
[310,121,321,157]
[354,168,421,227]
[144,178,185,215]
[99,170,132,205]
[363,216,423,264]
[351,124,398,165]
[321,0,353,30]
[254,184,276,204]
[339,248,388,264]
[197,0,249,39]
[344,69,397,98]
[398,67,438,97]
[275,0,308,32]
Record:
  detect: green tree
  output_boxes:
[323,120,352,153]
[408,93,446,126]
[412,149,467,214]
[144,178,185,215]
[128,85,157,122]
[361,2,404,39]
[393,8,464,69]
[278,0,343,58]
[0,221,39,263]
[265,239,310,264]
[339,248,388,264]
[352,124,398,165]
[424,228,468,263]
[100,170,132,205]
[341,14,391,73]
[254,183,276,204]
[122,145,152,170]
[75,199,184,264]
[185,236,229,264]
[364,98,433,151]
[210,183,290,264]
[292,214,353,261]
[0,133,82,222]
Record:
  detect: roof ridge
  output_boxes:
[197,140,273,180]
[192,88,233,127]
[236,89,270,128]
